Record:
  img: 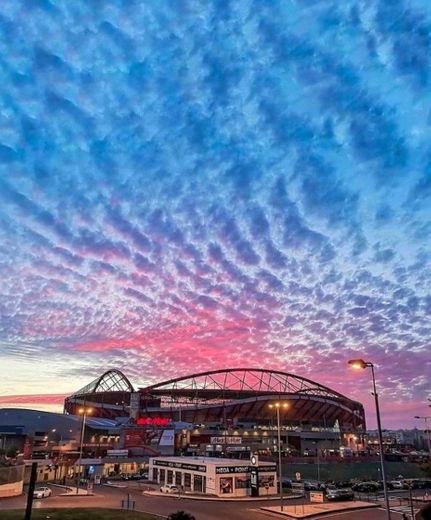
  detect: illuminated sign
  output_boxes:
[153,460,206,472]
[136,417,171,426]
[210,436,242,445]
[215,465,276,474]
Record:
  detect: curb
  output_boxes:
[260,502,379,519]
[142,491,305,502]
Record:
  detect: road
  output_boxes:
[0,483,426,520]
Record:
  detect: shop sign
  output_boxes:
[215,464,277,475]
[136,417,171,426]
[153,460,206,473]
[210,436,242,445]
[310,491,324,503]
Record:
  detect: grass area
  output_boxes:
[0,509,160,520]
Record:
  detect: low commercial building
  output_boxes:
[149,456,277,497]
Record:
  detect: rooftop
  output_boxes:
[150,456,275,466]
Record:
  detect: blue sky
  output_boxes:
[0,0,430,427]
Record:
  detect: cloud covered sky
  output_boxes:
[0,0,430,428]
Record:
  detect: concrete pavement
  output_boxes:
[0,483,414,520]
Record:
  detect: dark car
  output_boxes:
[326,488,354,501]
[334,481,353,489]
[352,481,379,493]
[281,479,292,489]
[410,480,431,489]
[303,481,320,491]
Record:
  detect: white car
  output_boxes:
[33,487,52,499]
[390,480,405,489]
[160,484,179,494]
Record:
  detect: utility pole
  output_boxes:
[24,462,38,520]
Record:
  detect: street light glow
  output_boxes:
[269,402,289,409]
[348,359,370,370]
[78,407,93,415]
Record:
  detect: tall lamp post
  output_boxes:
[76,407,92,494]
[348,359,391,520]
[414,415,431,459]
[269,402,289,512]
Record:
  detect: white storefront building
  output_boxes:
[149,456,277,497]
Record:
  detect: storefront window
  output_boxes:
[235,476,250,489]
[259,475,274,488]
[159,469,165,484]
[153,468,158,482]
[167,470,173,484]
[175,472,182,486]
[184,473,191,490]
[193,474,203,493]
[219,477,233,494]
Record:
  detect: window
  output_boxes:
[184,473,191,490]
[219,477,233,494]
[235,476,250,489]
[159,469,165,484]
[175,472,182,486]
[193,475,203,493]
[167,470,173,484]
[153,468,158,482]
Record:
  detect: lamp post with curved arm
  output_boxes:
[269,402,289,512]
[348,359,391,520]
[76,407,93,494]
[414,415,431,460]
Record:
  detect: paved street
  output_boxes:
[0,483,423,520]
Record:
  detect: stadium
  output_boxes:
[64,368,366,455]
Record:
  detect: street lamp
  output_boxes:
[348,359,391,520]
[269,402,289,512]
[76,407,93,494]
[414,416,431,459]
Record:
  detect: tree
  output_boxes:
[167,511,196,520]
[6,447,18,458]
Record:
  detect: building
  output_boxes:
[64,368,366,455]
[149,456,277,497]
[0,408,120,459]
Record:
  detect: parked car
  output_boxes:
[303,481,320,491]
[281,479,292,489]
[352,481,379,493]
[409,479,431,489]
[334,481,352,489]
[390,480,404,490]
[160,484,180,494]
[326,488,354,501]
[33,487,52,499]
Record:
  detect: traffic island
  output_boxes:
[260,500,379,518]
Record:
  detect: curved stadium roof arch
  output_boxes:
[65,367,365,431]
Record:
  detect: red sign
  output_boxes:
[136,417,171,426]
[23,436,34,459]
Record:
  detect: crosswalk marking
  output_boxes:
[375,496,420,516]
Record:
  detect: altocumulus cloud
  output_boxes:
[0,0,430,427]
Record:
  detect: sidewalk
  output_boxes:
[142,490,305,502]
[51,483,94,496]
[260,501,378,518]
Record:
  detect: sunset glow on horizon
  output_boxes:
[0,1,430,429]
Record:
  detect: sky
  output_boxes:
[0,0,430,429]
